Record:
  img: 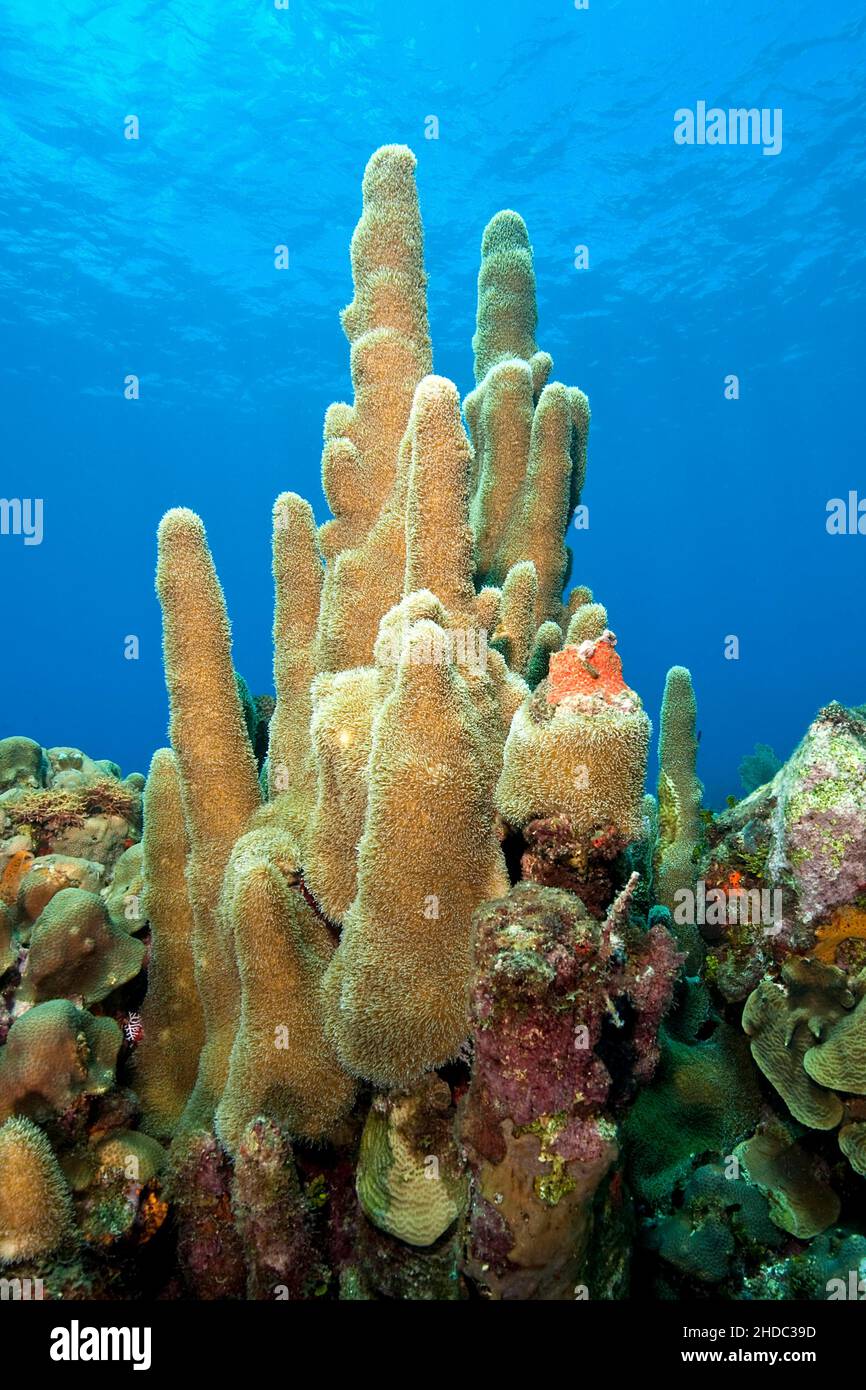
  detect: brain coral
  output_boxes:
[742,958,852,1130]
[356,1077,467,1247]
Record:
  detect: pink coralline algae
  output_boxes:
[467,878,680,1133]
[458,876,681,1298]
[769,703,866,928]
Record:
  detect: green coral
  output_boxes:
[804,987,866,1095]
[739,743,782,796]
[644,1163,784,1291]
[734,1123,840,1240]
[623,1021,763,1205]
[654,666,703,972]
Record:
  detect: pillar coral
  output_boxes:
[156,507,261,1138]
[655,665,704,971]
[566,600,608,646]
[267,492,323,845]
[317,144,433,672]
[496,633,650,844]
[135,749,204,1141]
[320,619,509,1088]
[466,208,590,626]
[144,142,671,1182]
[0,1116,77,1265]
[495,560,539,680]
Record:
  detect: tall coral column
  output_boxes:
[655,665,703,971]
[466,208,589,625]
[135,748,204,1140]
[317,144,433,671]
[155,508,261,1135]
[267,491,324,848]
[138,148,685,1310]
[321,618,509,1087]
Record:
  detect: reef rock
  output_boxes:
[459,877,679,1299]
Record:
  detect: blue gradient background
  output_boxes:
[1,0,864,805]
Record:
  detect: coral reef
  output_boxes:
[624,698,866,1300]
[2,144,865,1305]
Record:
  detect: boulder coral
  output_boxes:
[18,887,144,1007]
[645,1161,783,1288]
[0,999,120,1124]
[0,736,46,796]
[17,854,106,927]
[103,841,145,931]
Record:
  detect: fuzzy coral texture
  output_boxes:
[2,146,866,1304]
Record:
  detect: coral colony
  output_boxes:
[2,146,866,1302]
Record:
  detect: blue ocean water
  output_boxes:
[1,0,864,806]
